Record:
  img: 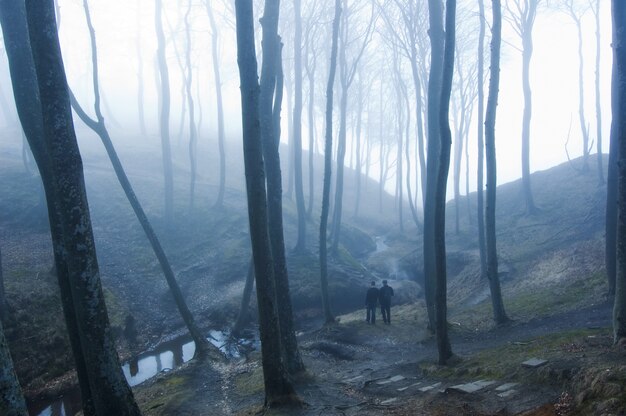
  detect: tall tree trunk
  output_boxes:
[293,0,307,252]
[184,0,198,210]
[0,319,27,416]
[136,0,147,138]
[485,0,509,325]
[259,0,305,376]
[232,259,255,337]
[424,0,445,332]
[68,0,218,361]
[435,0,456,365]
[234,0,299,405]
[607,56,619,298]
[206,2,227,209]
[612,0,626,343]
[593,0,604,184]
[410,58,427,207]
[320,0,342,325]
[330,76,348,254]
[573,12,590,172]
[23,0,142,413]
[155,0,174,224]
[521,2,538,215]
[305,49,316,218]
[354,75,364,218]
[0,4,96,413]
[477,0,488,280]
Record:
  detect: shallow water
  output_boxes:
[28,329,257,416]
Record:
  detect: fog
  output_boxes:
[0,0,612,204]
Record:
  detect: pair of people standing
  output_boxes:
[365,280,394,324]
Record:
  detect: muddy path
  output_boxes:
[134,299,615,416]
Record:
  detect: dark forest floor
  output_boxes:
[134,298,626,416]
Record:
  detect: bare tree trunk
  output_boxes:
[293,0,307,252]
[68,0,218,362]
[320,0,342,325]
[424,0,445,332]
[305,47,316,218]
[0,319,27,416]
[136,0,147,138]
[234,0,299,405]
[477,0,487,280]
[232,259,255,337]
[24,0,142,412]
[155,0,174,224]
[184,0,198,210]
[607,59,618,298]
[206,1,227,209]
[613,0,626,343]
[485,0,509,325]
[354,75,364,218]
[593,0,604,184]
[434,0,455,365]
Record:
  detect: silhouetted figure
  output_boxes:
[379,280,394,324]
[365,281,379,324]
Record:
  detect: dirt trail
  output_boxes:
[135,300,614,416]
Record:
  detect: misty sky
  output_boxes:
[0,0,614,199]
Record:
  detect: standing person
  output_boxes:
[379,280,394,324]
[365,281,379,324]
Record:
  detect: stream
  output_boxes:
[27,329,258,416]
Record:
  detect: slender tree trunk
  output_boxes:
[0,319,27,416]
[24,0,142,412]
[477,0,487,280]
[232,259,255,337]
[521,6,537,215]
[485,0,509,325]
[453,97,464,234]
[593,0,604,184]
[306,52,316,218]
[612,0,626,343]
[435,0,456,365]
[330,77,348,254]
[206,2,227,208]
[68,0,218,361]
[184,0,197,210]
[293,0,307,252]
[424,0,445,332]
[607,58,619,298]
[354,76,364,218]
[155,0,174,224]
[136,0,147,138]
[234,0,298,405]
[320,0,342,325]
[573,13,590,172]
[410,58,427,207]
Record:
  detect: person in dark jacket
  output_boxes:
[379,279,394,324]
[365,281,379,324]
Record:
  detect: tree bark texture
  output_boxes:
[23,0,142,413]
[259,0,304,376]
[184,0,198,209]
[234,0,298,405]
[320,0,342,325]
[424,0,445,331]
[612,0,626,342]
[155,0,174,224]
[434,0,455,365]
[593,0,604,184]
[607,54,619,298]
[485,0,509,325]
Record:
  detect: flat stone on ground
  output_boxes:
[380,398,398,405]
[498,389,517,398]
[418,382,441,393]
[376,375,405,385]
[522,358,548,368]
[495,382,519,392]
[449,380,496,394]
[343,375,363,383]
[397,382,421,392]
